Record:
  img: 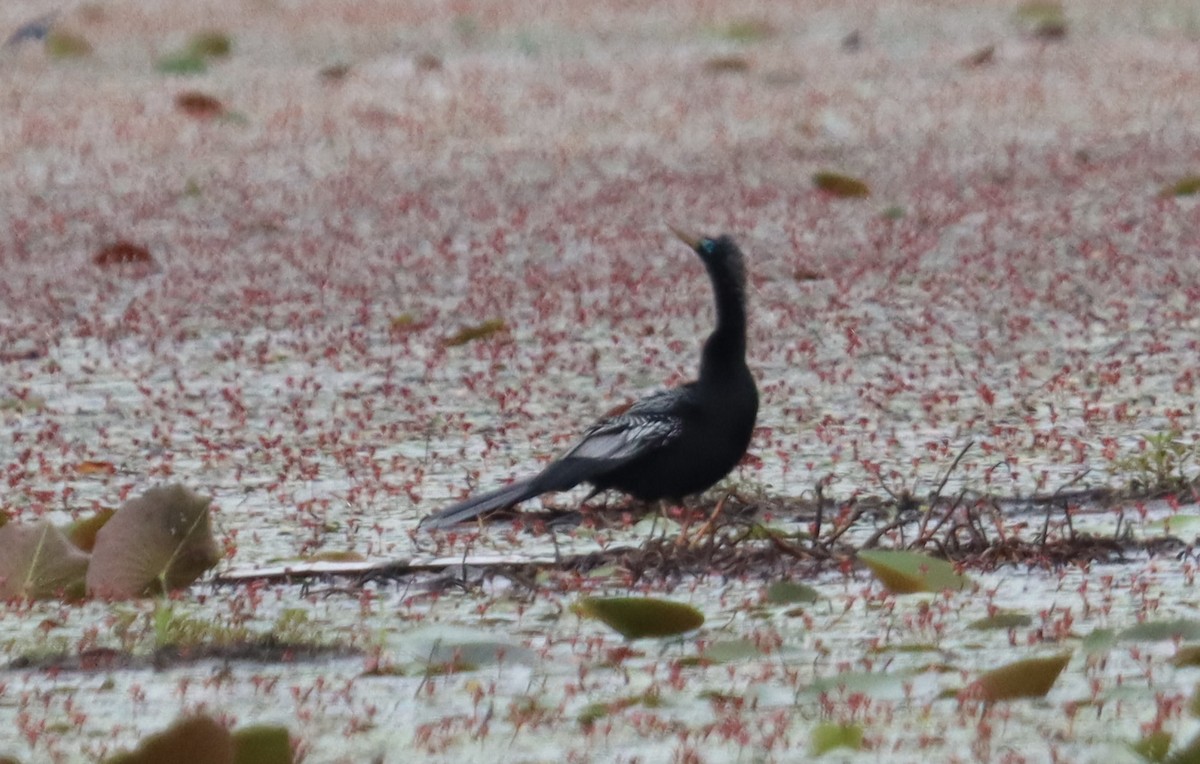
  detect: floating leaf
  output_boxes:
[303,550,365,563]
[577,597,704,639]
[76,460,117,476]
[810,722,865,756]
[968,612,1032,630]
[45,31,92,58]
[1174,646,1200,668]
[812,171,870,198]
[1168,731,1200,764]
[186,31,232,59]
[390,313,418,330]
[176,91,225,118]
[444,318,507,346]
[969,652,1071,702]
[156,53,208,74]
[0,394,46,411]
[1122,620,1200,643]
[704,56,750,73]
[1082,628,1118,654]
[104,715,232,764]
[1014,1,1068,39]
[703,639,765,663]
[87,484,221,598]
[1131,730,1173,762]
[414,53,442,71]
[717,19,776,43]
[319,62,352,81]
[960,45,996,68]
[0,521,90,600]
[857,549,969,594]
[65,508,116,552]
[232,725,292,764]
[577,702,612,728]
[766,580,821,604]
[1161,176,1200,198]
[399,626,535,672]
[94,241,153,267]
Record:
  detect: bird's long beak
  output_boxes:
[668,224,702,250]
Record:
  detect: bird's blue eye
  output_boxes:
[699,239,716,255]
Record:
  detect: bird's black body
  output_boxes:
[420,231,757,529]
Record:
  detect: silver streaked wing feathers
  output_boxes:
[566,415,681,461]
[563,386,696,462]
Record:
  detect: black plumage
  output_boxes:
[420,229,758,529]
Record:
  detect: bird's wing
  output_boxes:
[562,387,696,463]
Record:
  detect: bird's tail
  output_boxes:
[419,478,542,530]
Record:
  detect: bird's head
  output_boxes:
[669,226,745,289]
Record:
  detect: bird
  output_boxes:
[420,227,758,530]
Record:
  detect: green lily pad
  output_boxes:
[810,722,865,756]
[812,171,870,198]
[186,31,232,59]
[104,715,231,763]
[857,549,969,594]
[970,652,1071,702]
[444,318,507,346]
[968,612,1033,631]
[1162,176,1200,198]
[1121,620,1200,643]
[86,484,221,598]
[1131,730,1172,762]
[577,597,704,639]
[45,31,92,58]
[156,53,208,74]
[232,724,292,764]
[0,520,90,600]
[703,639,765,663]
[766,580,821,604]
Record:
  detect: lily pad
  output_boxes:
[702,639,765,663]
[186,31,232,59]
[444,318,507,346]
[1168,731,1200,764]
[399,626,535,672]
[87,484,221,598]
[175,92,225,118]
[969,652,1071,702]
[45,31,92,58]
[156,53,208,74]
[1014,0,1068,38]
[104,715,232,764]
[810,722,865,756]
[577,596,704,639]
[812,171,870,198]
[968,612,1033,631]
[64,508,116,552]
[94,241,154,267]
[1131,730,1172,762]
[766,580,821,604]
[1161,176,1200,198]
[0,520,90,600]
[857,549,969,594]
[1121,620,1200,643]
[232,725,292,764]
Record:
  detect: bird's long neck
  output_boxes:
[699,260,748,382]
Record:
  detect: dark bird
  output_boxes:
[420,228,758,529]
